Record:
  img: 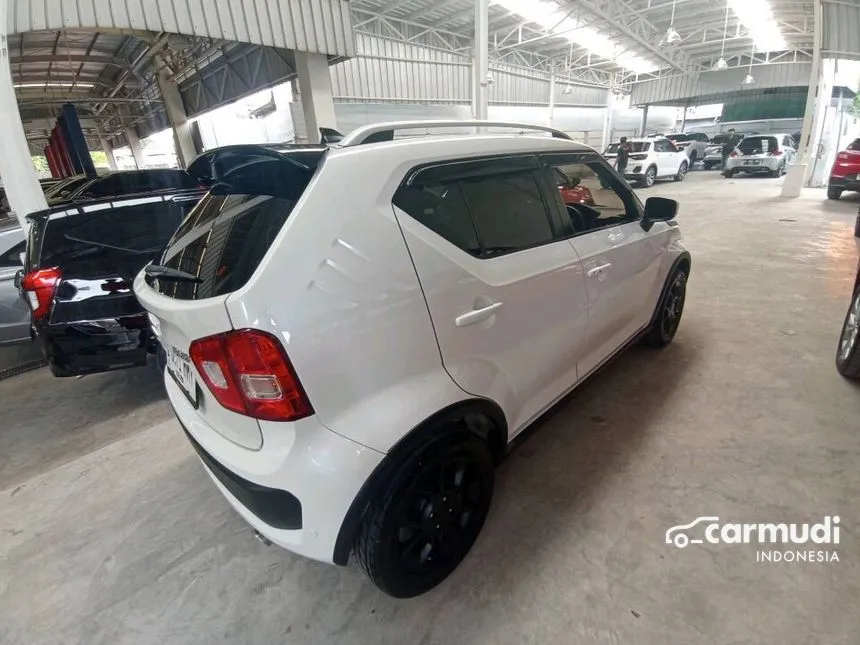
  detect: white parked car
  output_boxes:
[134,121,691,598]
[723,133,797,178]
[603,137,690,187]
[665,133,710,165]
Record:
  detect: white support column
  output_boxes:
[125,128,145,169]
[100,139,118,170]
[680,106,688,132]
[294,51,337,144]
[155,55,196,168]
[473,0,489,120]
[639,105,650,137]
[0,20,47,228]
[601,86,614,152]
[782,0,822,197]
[548,68,556,127]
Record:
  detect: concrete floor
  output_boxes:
[2,171,860,644]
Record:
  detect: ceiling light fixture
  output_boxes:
[663,0,682,45]
[742,44,756,85]
[492,0,658,74]
[728,0,786,52]
[563,84,574,95]
[714,0,730,70]
[14,82,95,89]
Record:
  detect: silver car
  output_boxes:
[724,134,797,178]
[703,133,745,170]
[0,225,29,345]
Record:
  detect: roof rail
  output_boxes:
[338,120,573,147]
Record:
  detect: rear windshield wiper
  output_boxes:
[144,264,202,283]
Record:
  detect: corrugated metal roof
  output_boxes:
[6,0,355,57]
[822,0,860,59]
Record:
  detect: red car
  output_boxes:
[553,168,595,206]
[827,138,860,201]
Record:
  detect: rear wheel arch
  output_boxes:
[332,398,507,565]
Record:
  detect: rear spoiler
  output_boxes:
[186,144,329,185]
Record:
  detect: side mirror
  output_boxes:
[13,269,23,290]
[642,197,678,230]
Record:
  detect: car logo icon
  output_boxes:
[665,516,720,548]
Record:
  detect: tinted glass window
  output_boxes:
[39,200,193,278]
[393,181,479,254]
[739,136,778,154]
[666,134,691,142]
[848,139,860,151]
[154,154,320,300]
[606,142,649,153]
[0,239,24,267]
[80,175,124,199]
[459,171,553,254]
[541,154,640,235]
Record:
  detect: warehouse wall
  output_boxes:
[333,34,608,107]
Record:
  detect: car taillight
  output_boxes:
[769,150,783,156]
[20,267,62,321]
[189,329,313,422]
[838,153,849,161]
[730,151,738,157]
[630,153,648,160]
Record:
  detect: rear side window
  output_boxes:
[460,172,554,252]
[394,156,557,258]
[154,153,321,300]
[847,139,860,151]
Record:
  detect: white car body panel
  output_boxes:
[134,126,690,566]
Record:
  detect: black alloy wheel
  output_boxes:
[354,433,494,598]
[644,269,688,347]
[836,285,860,379]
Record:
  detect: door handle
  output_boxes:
[586,262,612,277]
[455,302,503,327]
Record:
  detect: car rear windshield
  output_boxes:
[606,142,650,153]
[153,151,324,300]
[32,198,195,278]
[847,139,860,151]
[738,136,778,154]
[666,134,691,142]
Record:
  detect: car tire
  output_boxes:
[674,161,688,181]
[827,186,843,200]
[354,431,495,598]
[855,208,860,238]
[642,166,657,187]
[703,162,714,170]
[723,170,735,179]
[643,268,688,348]
[836,284,860,379]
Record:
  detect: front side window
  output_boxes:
[540,154,640,235]
[0,240,24,268]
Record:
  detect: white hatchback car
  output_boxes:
[603,137,689,187]
[135,121,691,598]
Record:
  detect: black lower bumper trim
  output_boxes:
[829,177,860,191]
[181,424,303,530]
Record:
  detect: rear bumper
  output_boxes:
[828,175,860,192]
[166,374,385,564]
[725,157,781,172]
[35,317,150,376]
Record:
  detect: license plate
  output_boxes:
[166,345,197,407]
[745,160,761,166]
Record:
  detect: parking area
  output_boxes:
[2,171,860,644]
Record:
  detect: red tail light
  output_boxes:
[838,153,849,161]
[21,267,62,321]
[769,150,783,156]
[729,151,738,158]
[189,329,313,422]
